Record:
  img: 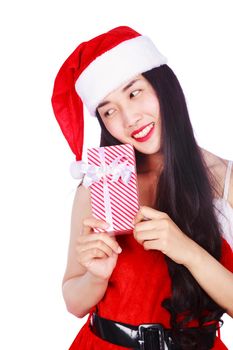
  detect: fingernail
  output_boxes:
[117,246,122,254]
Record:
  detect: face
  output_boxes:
[97,74,161,155]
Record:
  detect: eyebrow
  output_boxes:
[97,79,140,109]
[122,79,139,92]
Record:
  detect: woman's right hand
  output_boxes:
[76,217,122,280]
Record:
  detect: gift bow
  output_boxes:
[70,154,134,188]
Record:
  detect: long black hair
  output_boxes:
[96,65,224,349]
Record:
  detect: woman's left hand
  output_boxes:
[133,206,198,265]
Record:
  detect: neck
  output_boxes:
[136,151,163,175]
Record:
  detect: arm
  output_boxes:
[62,273,109,318]
[62,185,121,318]
[133,206,233,317]
[184,240,233,317]
[187,158,233,316]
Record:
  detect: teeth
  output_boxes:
[133,123,154,139]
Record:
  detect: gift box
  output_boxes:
[87,144,139,234]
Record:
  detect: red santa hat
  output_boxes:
[51,26,167,161]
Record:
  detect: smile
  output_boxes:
[132,122,155,141]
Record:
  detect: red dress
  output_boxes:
[69,234,233,350]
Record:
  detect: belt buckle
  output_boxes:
[138,323,165,350]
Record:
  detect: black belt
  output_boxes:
[90,313,217,350]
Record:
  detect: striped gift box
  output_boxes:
[87,144,139,234]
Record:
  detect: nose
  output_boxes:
[121,105,142,129]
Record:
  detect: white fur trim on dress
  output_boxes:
[75,35,167,115]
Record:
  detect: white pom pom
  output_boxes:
[70,161,85,179]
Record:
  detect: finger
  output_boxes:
[78,239,114,257]
[82,217,110,235]
[133,210,145,225]
[137,206,168,221]
[78,232,122,254]
[134,219,158,232]
[133,228,160,244]
[78,248,108,266]
[134,217,170,233]
[143,239,162,251]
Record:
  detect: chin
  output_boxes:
[135,144,160,155]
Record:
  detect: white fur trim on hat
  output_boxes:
[75,35,167,115]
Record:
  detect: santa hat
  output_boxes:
[51,26,167,161]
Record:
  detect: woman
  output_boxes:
[51,26,233,349]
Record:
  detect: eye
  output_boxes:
[104,108,115,117]
[130,89,141,98]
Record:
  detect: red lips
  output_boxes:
[131,122,153,137]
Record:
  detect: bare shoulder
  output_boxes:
[200,148,228,175]
[200,148,233,206]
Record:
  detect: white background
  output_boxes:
[0,0,232,349]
